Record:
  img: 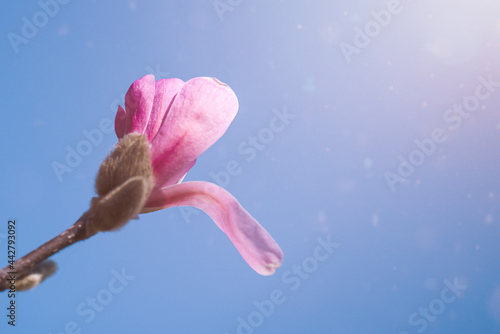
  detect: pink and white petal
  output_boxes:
[124,74,156,135]
[145,78,185,142]
[114,105,129,139]
[146,181,283,276]
[150,77,238,188]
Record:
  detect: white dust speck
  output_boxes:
[58,26,69,36]
[363,158,373,169]
[318,210,327,223]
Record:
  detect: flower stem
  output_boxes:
[0,211,97,292]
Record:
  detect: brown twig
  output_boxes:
[0,134,154,292]
[0,211,97,292]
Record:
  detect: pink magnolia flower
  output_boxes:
[114,74,283,275]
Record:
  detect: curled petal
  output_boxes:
[147,181,283,276]
[124,74,156,134]
[150,77,239,188]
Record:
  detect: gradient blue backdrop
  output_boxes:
[1,1,500,333]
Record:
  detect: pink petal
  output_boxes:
[145,78,185,142]
[150,77,239,188]
[124,74,156,135]
[147,181,283,276]
[114,105,128,139]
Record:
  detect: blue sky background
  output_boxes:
[1,1,500,333]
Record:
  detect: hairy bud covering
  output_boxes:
[95,133,153,197]
[91,134,154,232]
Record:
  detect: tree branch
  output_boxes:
[0,212,96,292]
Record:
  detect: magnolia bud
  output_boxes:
[95,133,153,197]
[91,133,154,232]
[16,260,58,291]
[90,176,151,232]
